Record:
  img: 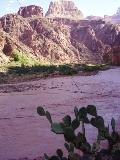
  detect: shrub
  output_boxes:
[58,65,78,75]
[13,50,38,66]
[82,64,107,72]
[37,105,120,160]
[31,65,57,74]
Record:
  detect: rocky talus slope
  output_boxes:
[0,1,120,65]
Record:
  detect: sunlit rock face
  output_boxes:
[18,5,43,18]
[46,0,84,19]
[0,3,120,65]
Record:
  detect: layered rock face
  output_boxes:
[67,19,120,65]
[18,5,43,18]
[46,0,84,19]
[0,4,120,65]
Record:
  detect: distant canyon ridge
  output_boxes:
[0,0,120,65]
[87,7,120,24]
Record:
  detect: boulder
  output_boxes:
[3,38,14,56]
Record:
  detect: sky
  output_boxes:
[0,0,120,17]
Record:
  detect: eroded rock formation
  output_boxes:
[46,0,84,19]
[0,3,120,65]
[18,5,43,18]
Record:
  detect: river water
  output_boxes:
[0,68,120,160]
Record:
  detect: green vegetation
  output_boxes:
[82,64,108,72]
[0,50,109,84]
[37,105,120,160]
[6,63,108,76]
[12,50,39,66]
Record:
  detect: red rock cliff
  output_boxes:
[18,5,43,18]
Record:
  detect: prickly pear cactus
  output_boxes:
[37,105,120,160]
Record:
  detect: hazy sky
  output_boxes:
[0,0,120,17]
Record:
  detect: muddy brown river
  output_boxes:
[0,68,120,160]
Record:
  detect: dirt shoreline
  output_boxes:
[0,67,120,160]
[0,70,99,85]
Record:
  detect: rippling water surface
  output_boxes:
[0,68,120,160]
